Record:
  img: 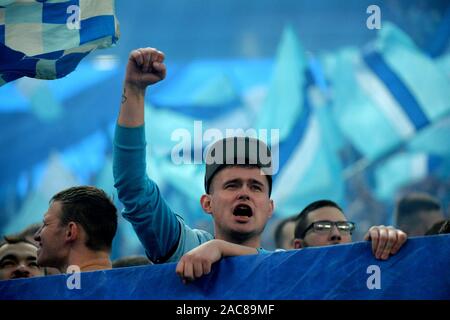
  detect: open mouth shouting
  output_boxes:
[232,203,253,222]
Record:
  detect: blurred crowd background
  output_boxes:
[1,0,449,258]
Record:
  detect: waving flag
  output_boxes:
[330,23,450,162]
[374,115,450,200]
[253,26,306,142]
[0,0,119,85]
[254,26,344,217]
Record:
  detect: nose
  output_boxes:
[34,227,42,243]
[238,193,250,200]
[329,225,342,242]
[236,188,251,202]
[12,265,31,278]
[234,183,251,200]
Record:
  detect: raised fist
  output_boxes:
[124,47,166,90]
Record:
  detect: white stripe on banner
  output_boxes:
[411,153,428,180]
[355,57,415,139]
[272,115,320,205]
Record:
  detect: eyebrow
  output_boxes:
[0,255,18,264]
[223,178,242,185]
[223,178,265,187]
[248,179,265,186]
[0,254,37,264]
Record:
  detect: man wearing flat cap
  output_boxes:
[113,48,275,283]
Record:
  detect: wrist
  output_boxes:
[212,239,226,257]
[123,82,146,98]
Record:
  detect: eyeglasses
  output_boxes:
[301,220,356,238]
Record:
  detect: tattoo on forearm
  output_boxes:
[121,87,127,104]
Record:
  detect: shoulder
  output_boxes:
[166,215,214,262]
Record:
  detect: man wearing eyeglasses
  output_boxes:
[293,200,408,260]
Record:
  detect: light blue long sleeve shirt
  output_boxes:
[113,124,213,263]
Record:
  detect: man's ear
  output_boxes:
[200,194,213,215]
[268,199,274,218]
[293,238,304,249]
[65,222,79,243]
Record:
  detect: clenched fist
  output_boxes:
[124,47,166,90]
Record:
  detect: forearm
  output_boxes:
[215,240,259,258]
[118,47,165,127]
[118,84,146,127]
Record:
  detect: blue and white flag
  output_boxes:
[329,23,450,161]
[0,0,119,85]
[408,116,450,157]
[374,115,450,201]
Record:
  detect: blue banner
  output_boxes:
[1,235,449,300]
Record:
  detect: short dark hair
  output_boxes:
[425,220,450,235]
[51,186,117,251]
[274,216,296,248]
[0,234,38,249]
[294,200,343,239]
[395,193,441,225]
